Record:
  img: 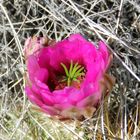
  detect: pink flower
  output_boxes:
[24,34,114,120]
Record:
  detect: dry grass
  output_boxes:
[0,0,140,139]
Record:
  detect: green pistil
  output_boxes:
[61,61,85,86]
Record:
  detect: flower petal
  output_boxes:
[34,68,48,82]
[25,86,43,107]
[40,91,54,106]
[77,94,99,108]
[27,55,40,75]
[68,33,87,43]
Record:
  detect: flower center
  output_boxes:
[47,61,86,91]
[60,61,85,87]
